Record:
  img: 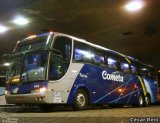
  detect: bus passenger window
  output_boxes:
[53,36,71,62]
[107,57,118,69]
[131,65,137,74]
[121,62,130,73]
[92,49,105,66]
[53,36,72,74]
[74,42,91,63]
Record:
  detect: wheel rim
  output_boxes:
[139,96,143,105]
[76,93,86,107]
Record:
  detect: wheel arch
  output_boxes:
[76,86,91,103]
[67,84,91,104]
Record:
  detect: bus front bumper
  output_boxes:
[5,91,67,104]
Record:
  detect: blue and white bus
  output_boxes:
[5,32,158,110]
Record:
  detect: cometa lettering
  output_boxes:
[102,70,124,82]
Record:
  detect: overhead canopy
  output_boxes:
[0,0,160,67]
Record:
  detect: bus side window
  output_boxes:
[131,65,137,74]
[107,57,118,69]
[53,36,72,74]
[74,41,92,63]
[120,62,130,73]
[53,36,71,61]
[92,48,105,66]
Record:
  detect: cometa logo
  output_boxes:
[102,70,124,82]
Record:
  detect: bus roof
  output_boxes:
[18,32,155,68]
[53,32,122,55]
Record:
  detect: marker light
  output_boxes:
[118,88,123,93]
[12,76,20,83]
[13,16,29,25]
[134,83,138,89]
[125,0,144,12]
[0,25,8,33]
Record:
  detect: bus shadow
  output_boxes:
[2,105,134,113]
[3,105,73,113]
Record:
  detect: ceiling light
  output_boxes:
[3,62,10,66]
[13,16,29,25]
[0,25,8,33]
[125,0,144,12]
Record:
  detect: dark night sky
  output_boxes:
[0,0,160,68]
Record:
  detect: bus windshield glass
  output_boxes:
[8,51,48,83]
[15,34,52,53]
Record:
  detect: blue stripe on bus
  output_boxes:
[109,88,142,103]
[93,76,137,103]
[67,64,157,104]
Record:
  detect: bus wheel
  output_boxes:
[133,94,144,107]
[73,89,88,110]
[144,95,150,107]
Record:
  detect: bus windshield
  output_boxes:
[15,34,52,53]
[8,51,48,83]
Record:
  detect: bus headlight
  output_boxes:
[39,87,47,93]
[31,87,47,94]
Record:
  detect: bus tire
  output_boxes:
[72,89,88,110]
[133,94,144,107]
[144,95,150,107]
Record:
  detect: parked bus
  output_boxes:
[5,32,158,110]
[0,66,7,105]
